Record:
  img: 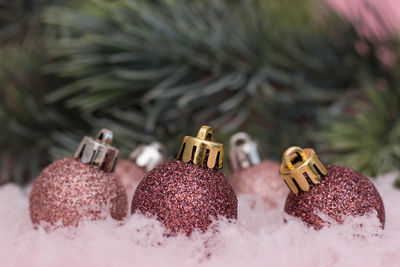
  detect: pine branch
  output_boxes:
[319,74,400,183]
[42,0,359,135]
[0,46,90,183]
[2,0,399,185]
[0,0,56,43]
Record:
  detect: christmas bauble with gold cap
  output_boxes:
[29,129,128,229]
[228,132,288,208]
[131,126,238,235]
[115,142,166,203]
[279,146,385,230]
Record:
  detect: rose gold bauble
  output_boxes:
[132,160,237,235]
[114,142,165,203]
[29,129,127,228]
[131,126,238,235]
[229,161,288,207]
[228,133,289,207]
[115,159,146,201]
[280,146,385,230]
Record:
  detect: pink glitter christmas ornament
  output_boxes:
[29,129,127,229]
[228,133,289,207]
[115,142,166,202]
[131,126,238,236]
[280,146,385,230]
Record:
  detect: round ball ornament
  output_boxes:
[228,132,289,207]
[280,146,385,230]
[115,142,166,202]
[29,129,128,228]
[131,126,238,235]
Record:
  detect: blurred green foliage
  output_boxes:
[0,0,399,185]
[320,71,400,177]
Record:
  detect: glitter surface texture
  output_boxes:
[1,173,399,267]
[29,157,127,228]
[131,160,238,235]
[115,159,146,204]
[284,165,385,229]
[229,160,289,208]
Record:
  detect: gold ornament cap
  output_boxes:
[74,128,120,173]
[279,146,327,194]
[229,132,262,171]
[130,142,166,171]
[176,126,224,169]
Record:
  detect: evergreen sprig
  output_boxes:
[0,45,93,183]
[0,0,58,43]
[320,74,400,182]
[1,0,399,186]
[42,0,358,134]
[0,46,156,183]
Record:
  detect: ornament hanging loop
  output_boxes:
[197,126,214,141]
[130,142,166,171]
[279,146,326,194]
[74,128,120,173]
[96,129,113,145]
[282,146,308,171]
[177,126,224,169]
[229,132,262,171]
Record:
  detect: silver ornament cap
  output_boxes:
[74,128,120,172]
[129,142,166,171]
[229,132,262,171]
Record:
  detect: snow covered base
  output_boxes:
[1,174,400,267]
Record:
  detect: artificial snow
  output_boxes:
[0,173,399,267]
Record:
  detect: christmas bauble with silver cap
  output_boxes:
[29,129,127,229]
[131,126,238,235]
[115,142,166,202]
[228,132,288,207]
[280,146,385,230]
